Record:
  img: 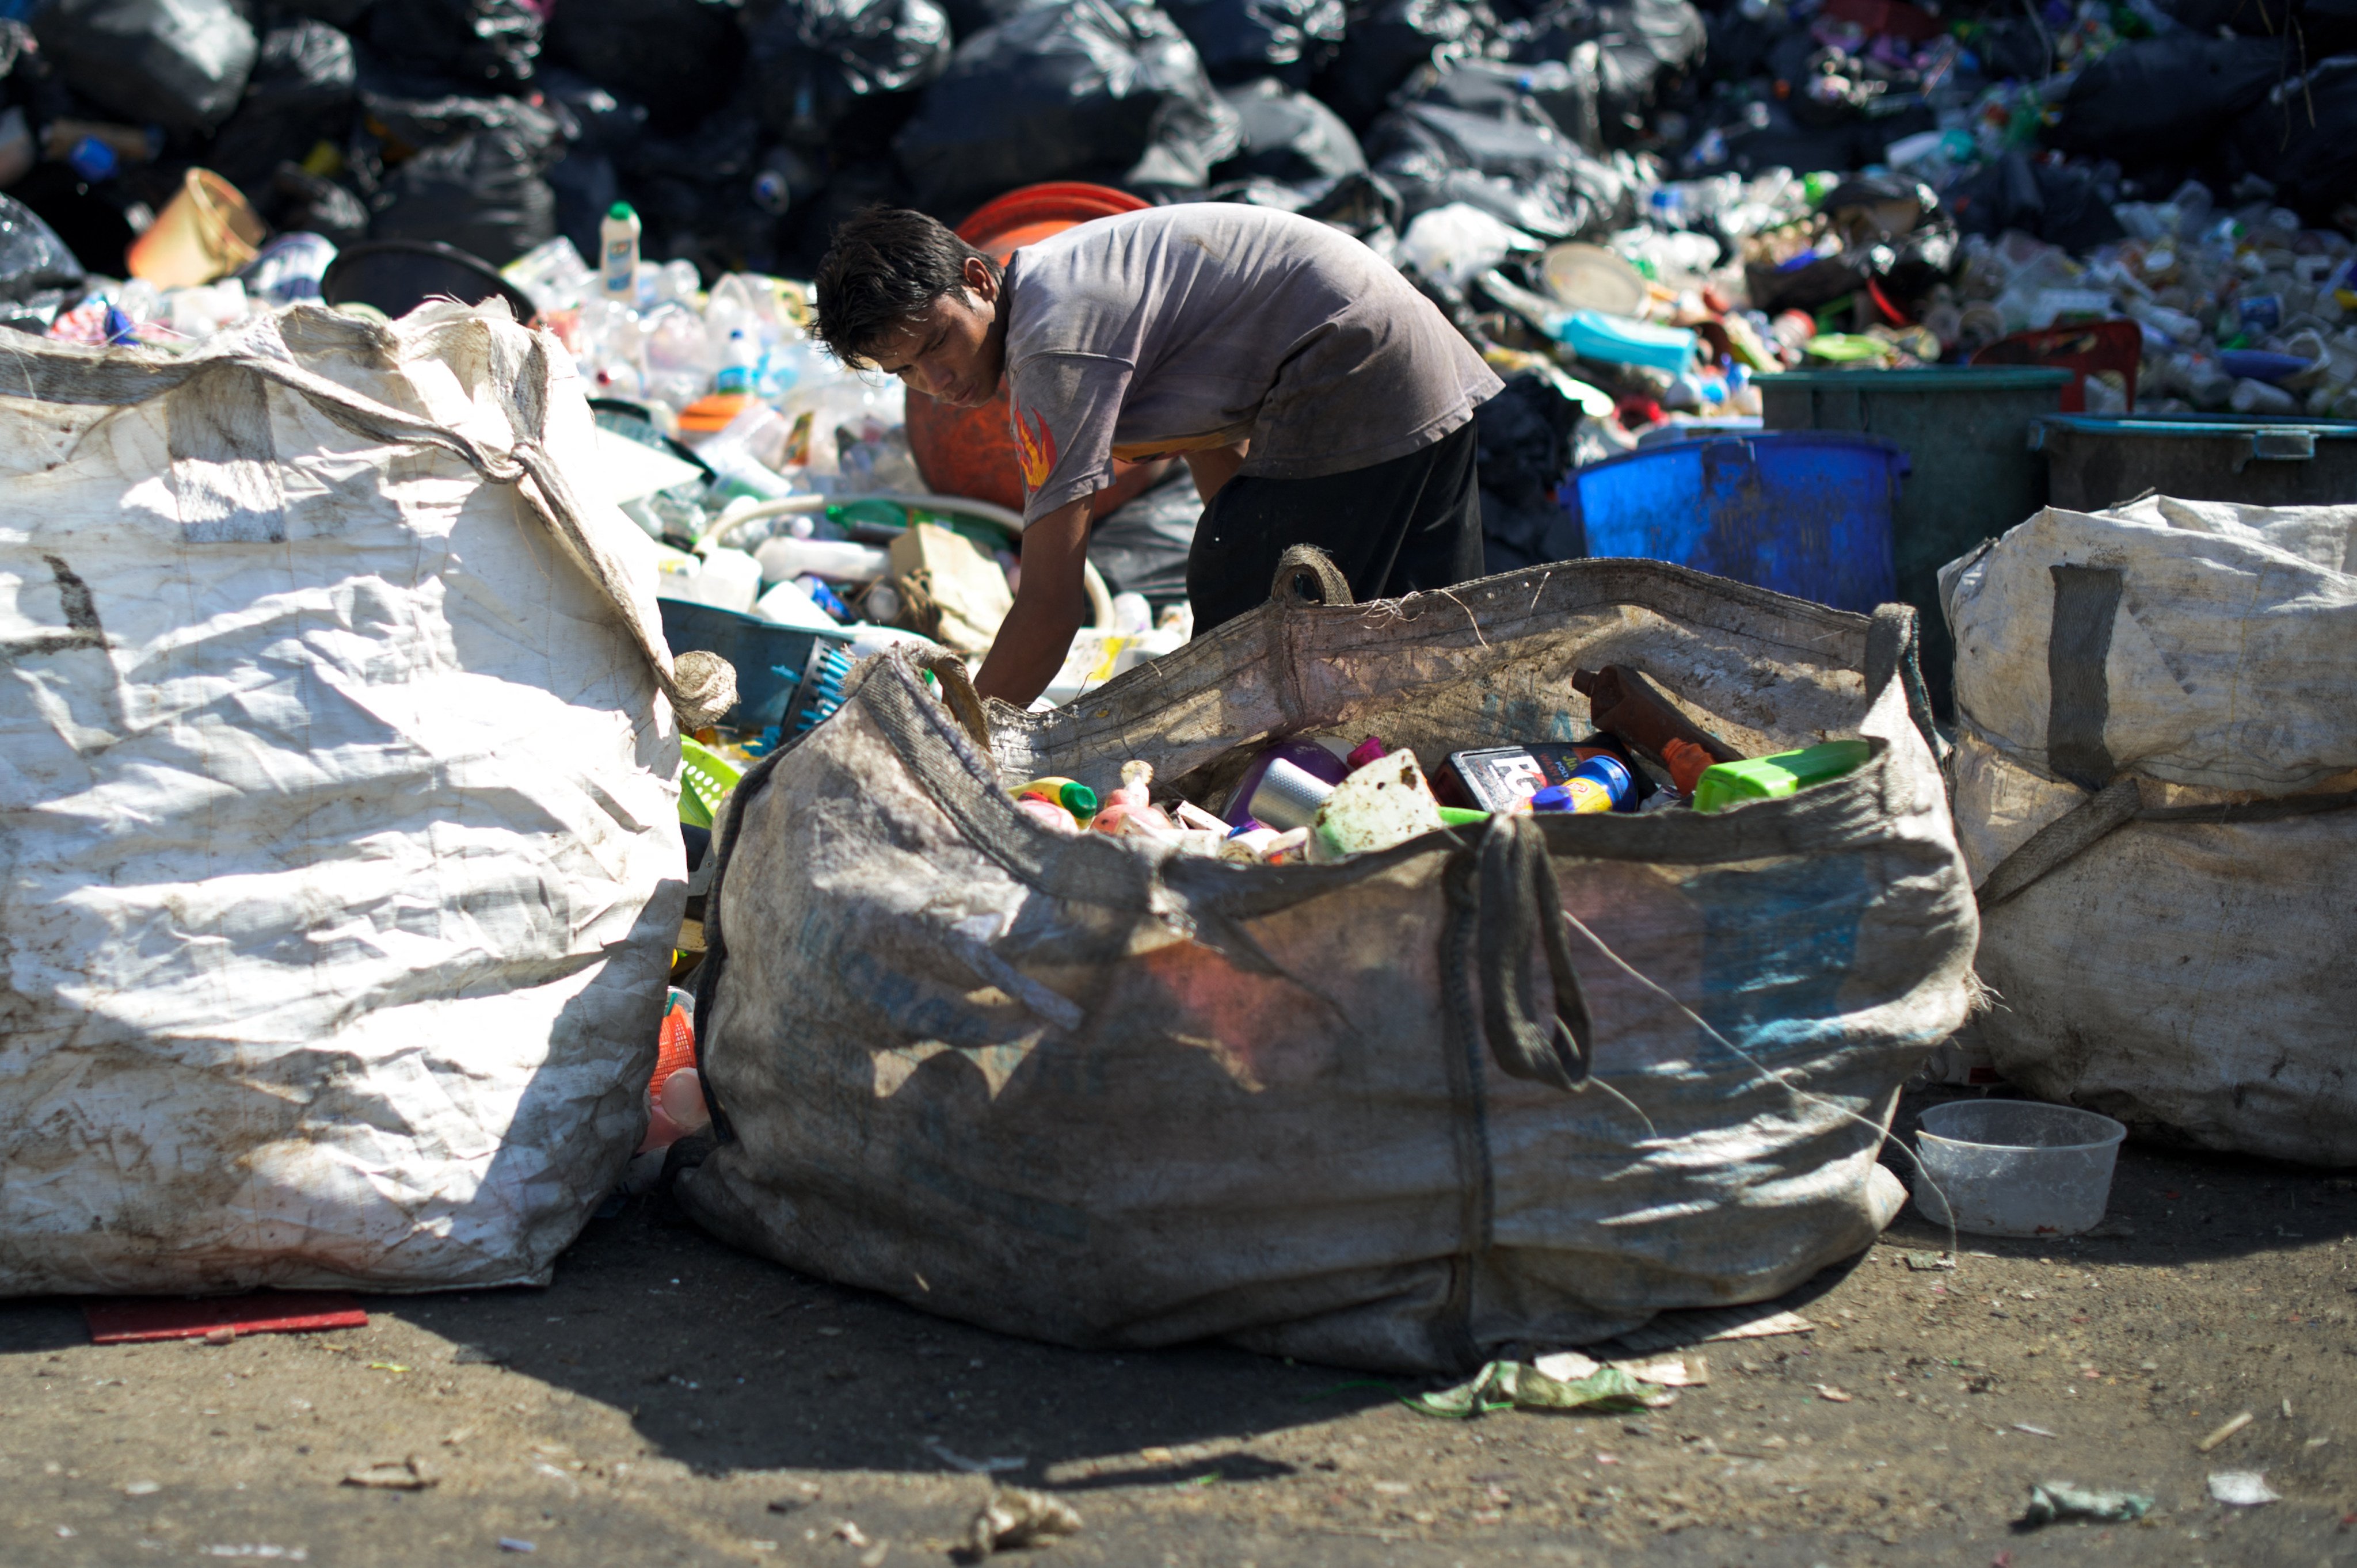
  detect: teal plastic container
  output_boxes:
[2030,413,2357,512]
[1761,367,2071,712]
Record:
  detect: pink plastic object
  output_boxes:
[659,1067,712,1136]
[1346,735,1389,769]
[1092,760,1172,836]
[1015,796,1081,833]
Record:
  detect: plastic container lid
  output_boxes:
[2030,412,2357,439]
[1540,242,1648,317]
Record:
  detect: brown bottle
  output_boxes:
[1572,666,1743,794]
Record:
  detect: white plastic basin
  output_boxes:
[1910,1101,2126,1238]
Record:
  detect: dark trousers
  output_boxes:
[1185,419,1484,634]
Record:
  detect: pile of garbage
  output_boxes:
[0,0,2352,577]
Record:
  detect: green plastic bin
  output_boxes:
[2030,413,2357,512]
[1762,367,2071,712]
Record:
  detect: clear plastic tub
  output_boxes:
[1910,1101,2126,1238]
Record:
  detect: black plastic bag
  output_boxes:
[935,0,1045,37]
[1215,78,1365,182]
[265,162,372,243]
[749,0,954,155]
[207,22,358,193]
[893,0,1242,216]
[365,0,542,87]
[1163,0,1346,86]
[1316,0,1482,128]
[31,0,257,133]
[1947,149,2126,253]
[1576,0,1705,144]
[1365,87,1635,238]
[1087,465,1199,609]
[0,192,86,335]
[359,73,565,151]
[2051,34,2287,164]
[548,0,745,131]
[370,105,564,261]
[614,102,778,276]
[2234,55,2357,218]
[1474,369,1580,573]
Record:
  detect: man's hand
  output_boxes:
[971,495,1093,708]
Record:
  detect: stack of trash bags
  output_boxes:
[4,0,2354,593]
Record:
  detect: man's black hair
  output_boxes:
[811,207,1001,368]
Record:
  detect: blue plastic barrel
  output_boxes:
[1564,432,1907,613]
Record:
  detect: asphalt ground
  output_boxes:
[4,1092,2354,1567]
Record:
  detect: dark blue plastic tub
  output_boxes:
[1564,432,1907,613]
[656,597,854,734]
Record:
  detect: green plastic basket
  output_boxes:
[677,737,742,830]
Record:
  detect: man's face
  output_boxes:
[865,255,1006,409]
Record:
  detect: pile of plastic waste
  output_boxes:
[1,0,2352,583]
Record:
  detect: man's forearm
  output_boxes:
[972,497,1093,708]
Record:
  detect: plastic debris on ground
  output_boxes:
[2016,1481,2156,1526]
[965,1487,1082,1556]
[2,0,2349,583]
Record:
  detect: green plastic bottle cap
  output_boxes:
[1058,781,1099,820]
[1691,739,1872,815]
[608,201,635,220]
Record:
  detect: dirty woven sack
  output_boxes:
[1944,497,2357,1167]
[0,304,732,1295]
[680,557,1975,1371]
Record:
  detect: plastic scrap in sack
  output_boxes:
[0,305,703,1295]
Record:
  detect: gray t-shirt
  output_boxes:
[1000,204,1502,525]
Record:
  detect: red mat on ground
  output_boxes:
[84,1292,368,1344]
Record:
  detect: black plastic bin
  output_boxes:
[2031,413,2357,511]
[656,597,854,734]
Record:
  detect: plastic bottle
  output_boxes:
[1572,666,1743,781]
[600,201,641,306]
[753,536,892,585]
[714,327,761,395]
[1011,777,1099,821]
[1528,754,1635,814]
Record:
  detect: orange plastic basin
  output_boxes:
[903,182,1172,516]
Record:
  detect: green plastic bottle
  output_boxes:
[1690,739,1872,814]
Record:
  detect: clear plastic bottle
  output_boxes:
[599,201,641,306]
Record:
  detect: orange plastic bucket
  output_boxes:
[127,169,267,289]
[903,182,1172,515]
